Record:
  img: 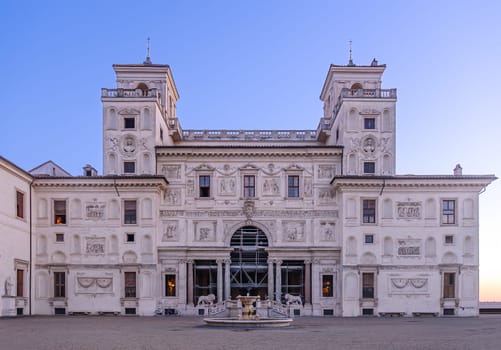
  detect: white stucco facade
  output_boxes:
[0,58,495,317]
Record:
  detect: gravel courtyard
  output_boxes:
[1,315,501,350]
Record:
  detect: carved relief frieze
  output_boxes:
[396,202,422,219]
[194,221,217,242]
[118,108,140,115]
[160,209,338,219]
[320,222,336,241]
[75,272,114,294]
[164,188,181,205]
[219,177,236,196]
[389,277,428,294]
[283,221,305,242]
[162,221,179,241]
[303,177,313,197]
[262,177,280,196]
[160,165,181,180]
[318,165,336,179]
[318,188,336,202]
[85,237,105,255]
[397,239,421,257]
[85,201,105,220]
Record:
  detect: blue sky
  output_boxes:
[1,0,500,300]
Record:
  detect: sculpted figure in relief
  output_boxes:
[4,277,13,296]
[363,137,376,153]
[162,224,178,241]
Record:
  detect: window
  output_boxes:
[126,233,135,243]
[322,275,334,297]
[199,175,211,198]
[124,117,135,129]
[362,199,376,224]
[364,118,375,129]
[124,272,136,298]
[363,162,375,174]
[124,161,135,174]
[443,272,455,298]
[54,200,67,225]
[442,200,456,224]
[85,170,92,176]
[55,233,64,242]
[16,269,24,297]
[362,272,374,298]
[165,274,176,297]
[288,175,300,198]
[243,175,255,198]
[364,234,374,244]
[124,200,137,224]
[54,272,66,298]
[16,191,24,218]
[445,235,454,244]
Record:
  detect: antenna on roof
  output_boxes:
[144,37,152,64]
[348,40,355,66]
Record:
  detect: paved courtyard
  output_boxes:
[1,315,501,350]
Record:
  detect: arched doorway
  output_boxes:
[230,226,268,299]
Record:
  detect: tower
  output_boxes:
[320,58,397,176]
[101,54,179,175]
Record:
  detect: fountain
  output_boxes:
[203,295,293,327]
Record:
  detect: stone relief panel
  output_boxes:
[162,221,179,242]
[318,165,336,179]
[397,239,421,257]
[282,221,305,242]
[164,188,181,205]
[85,237,106,255]
[194,221,217,242]
[303,177,313,197]
[318,187,336,202]
[75,273,114,294]
[85,201,105,220]
[160,164,181,180]
[120,134,137,158]
[219,177,236,196]
[186,179,195,196]
[320,222,336,241]
[389,277,428,294]
[122,251,138,263]
[262,177,280,196]
[396,202,422,220]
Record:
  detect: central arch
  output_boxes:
[230,226,269,299]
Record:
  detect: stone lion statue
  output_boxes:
[197,293,216,306]
[285,293,302,306]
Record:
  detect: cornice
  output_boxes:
[156,146,343,158]
[331,175,496,189]
[33,176,168,188]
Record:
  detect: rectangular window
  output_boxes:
[445,235,454,244]
[364,118,375,129]
[16,269,24,297]
[443,273,455,298]
[199,175,211,198]
[362,199,376,224]
[16,191,24,218]
[243,175,255,198]
[54,200,67,225]
[363,162,375,174]
[165,274,176,297]
[442,200,456,224]
[126,233,135,243]
[54,272,66,298]
[364,234,374,244]
[362,272,374,298]
[124,200,137,224]
[322,275,334,297]
[288,175,300,198]
[124,117,135,129]
[124,272,136,298]
[124,161,135,174]
[55,233,64,242]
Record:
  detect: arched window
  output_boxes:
[137,83,149,96]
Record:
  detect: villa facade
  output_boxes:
[0,57,495,317]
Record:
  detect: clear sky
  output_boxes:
[1,0,499,300]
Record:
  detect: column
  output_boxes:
[267,260,274,301]
[224,259,231,301]
[187,260,194,306]
[217,259,223,303]
[304,260,311,304]
[275,260,282,302]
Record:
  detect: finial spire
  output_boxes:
[348,40,355,66]
[144,37,152,64]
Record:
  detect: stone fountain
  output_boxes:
[203,295,293,327]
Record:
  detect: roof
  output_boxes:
[29,160,72,177]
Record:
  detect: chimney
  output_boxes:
[453,164,463,176]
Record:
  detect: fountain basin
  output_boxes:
[203,317,293,327]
